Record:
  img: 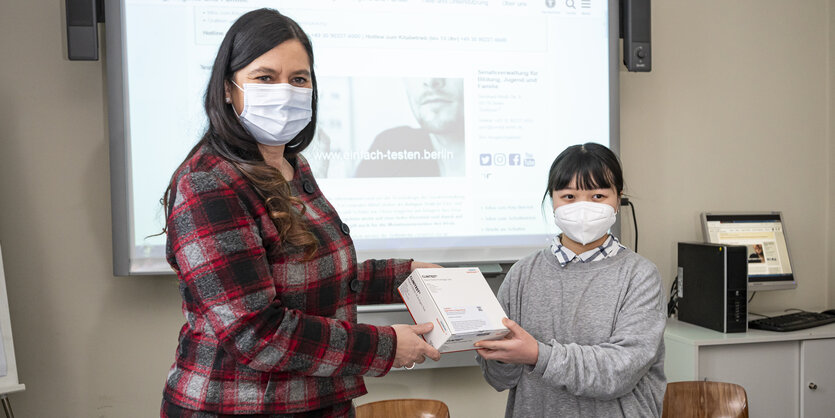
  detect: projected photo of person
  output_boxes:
[355,77,465,178]
[748,243,765,263]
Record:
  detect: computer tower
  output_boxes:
[677,242,748,333]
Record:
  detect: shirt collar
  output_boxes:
[550,234,625,267]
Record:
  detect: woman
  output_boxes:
[160,9,440,417]
[475,143,666,417]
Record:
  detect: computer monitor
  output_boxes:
[701,212,797,291]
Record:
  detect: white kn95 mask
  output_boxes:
[553,201,617,245]
[231,81,313,146]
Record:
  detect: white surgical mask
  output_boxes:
[554,201,617,245]
[231,81,313,146]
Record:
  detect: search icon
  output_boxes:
[566,0,575,8]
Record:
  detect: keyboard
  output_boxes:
[749,311,835,332]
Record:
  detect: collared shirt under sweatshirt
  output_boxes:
[478,246,667,418]
[551,234,625,266]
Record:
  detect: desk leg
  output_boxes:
[1,395,13,418]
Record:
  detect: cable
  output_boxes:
[748,312,769,318]
[667,276,678,317]
[620,197,638,252]
[747,291,757,304]
[627,200,638,252]
[783,308,811,314]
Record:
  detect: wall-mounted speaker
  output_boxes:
[66,0,103,61]
[620,0,651,72]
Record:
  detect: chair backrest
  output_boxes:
[662,381,749,418]
[355,398,450,418]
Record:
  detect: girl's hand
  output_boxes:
[410,261,443,271]
[474,318,539,366]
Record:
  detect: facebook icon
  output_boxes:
[509,154,521,166]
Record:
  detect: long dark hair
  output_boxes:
[162,8,318,257]
[542,143,624,204]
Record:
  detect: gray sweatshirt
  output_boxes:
[478,247,667,418]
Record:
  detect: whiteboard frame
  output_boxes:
[0,244,26,395]
[105,0,623,275]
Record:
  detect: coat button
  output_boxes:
[350,279,361,292]
[341,222,350,235]
[303,180,315,194]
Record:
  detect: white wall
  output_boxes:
[0,0,832,416]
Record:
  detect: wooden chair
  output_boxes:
[355,398,450,418]
[662,381,749,418]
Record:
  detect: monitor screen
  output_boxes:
[702,212,797,291]
[106,0,620,275]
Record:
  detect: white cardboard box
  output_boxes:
[397,267,509,353]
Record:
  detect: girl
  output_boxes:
[475,143,666,417]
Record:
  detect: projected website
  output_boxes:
[123,0,611,271]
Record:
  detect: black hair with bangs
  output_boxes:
[542,143,624,203]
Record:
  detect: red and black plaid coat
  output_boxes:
[162,145,411,414]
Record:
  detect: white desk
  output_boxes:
[664,319,835,418]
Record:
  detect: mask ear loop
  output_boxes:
[226,80,246,116]
[225,80,245,105]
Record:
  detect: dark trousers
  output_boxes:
[160,399,355,418]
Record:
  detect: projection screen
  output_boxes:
[106,0,620,275]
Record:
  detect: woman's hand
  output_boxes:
[391,322,442,368]
[474,318,539,366]
[410,261,443,271]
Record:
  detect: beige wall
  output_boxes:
[621,0,830,313]
[829,0,835,309]
[0,0,832,416]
